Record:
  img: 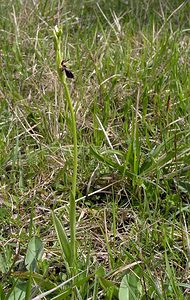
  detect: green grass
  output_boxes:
[0,0,190,299]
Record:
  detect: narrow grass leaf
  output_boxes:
[90,146,124,173]
[165,251,183,298]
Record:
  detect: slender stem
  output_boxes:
[63,79,77,267]
[53,26,77,272]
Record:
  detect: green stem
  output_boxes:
[53,26,77,273]
[63,79,77,267]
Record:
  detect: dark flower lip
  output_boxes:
[61,60,74,79]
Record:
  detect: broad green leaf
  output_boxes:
[12,271,56,291]
[96,266,105,278]
[119,274,142,300]
[25,236,43,271]
[8,282,26,300]
[52,211,71,269]
[99,278,118,298]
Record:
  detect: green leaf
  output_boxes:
[119,274,142,300]
[177,180,190,194]
[90,146,121,169]
[96,266,105,278]
[52,211,71,270]
[0,253,7,273]
[13,271,56,291]
[99,278,118,298]
[25,236,43,271]
[0,283,5,300]
[8,282,27,300]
